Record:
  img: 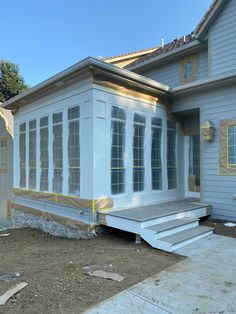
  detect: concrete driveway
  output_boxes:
[84,235,236,314]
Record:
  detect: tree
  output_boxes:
[0,60,28,102]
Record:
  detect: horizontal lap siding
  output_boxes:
[211,0,236,76]
[141,50,208,87]
[172,85,236,221]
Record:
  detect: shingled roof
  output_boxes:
[126,34,194,68]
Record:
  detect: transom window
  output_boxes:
[111,106,126,195]
[228,126,236,165]
[40,116,49,191]
[0,138,7,170]
[68,106,80,195]
[53,112,63,193]
[167,120,177,190]
[151,117,162,190]
[19,123,26,188]
[133,113,145,192]
[29,120,37,189]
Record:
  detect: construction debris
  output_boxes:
[0,233,10,237]
[0,282,28,305]
[224,222,236,227]
[0,272,22,282]
[88,270,125,282]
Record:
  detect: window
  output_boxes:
[29,120,37,189]
[133,113,145,192]
[151,117,162,190]
[68,106,80,195]
[19,123,26,188]
[228,126,236,165]
[40,117,49,191]
[219,119,236,175]
[53,112,63,193]
[167,121,177,190]
[0,138,7,170]
[111,106,126,194]
[180,56,197,83]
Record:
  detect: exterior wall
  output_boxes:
[0,116,13,227]
[209,0,236,76]
[13,78,95,223]
[172,83,236,221]
[139,50,208,88]
[92,84,185,209]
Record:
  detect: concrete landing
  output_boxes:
[84,235,236,314]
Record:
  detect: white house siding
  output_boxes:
[92,84,185,209]
[139,50,208,87]
[172,83,236,221]
[0,116,13,226]
[210,0,236,76]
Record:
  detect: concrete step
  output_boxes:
[158,226,214,252]
[145,218,199,239]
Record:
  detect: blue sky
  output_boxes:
[1,0,212,87]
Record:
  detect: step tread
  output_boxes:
[159,226,214,246]
[144,218,198,233]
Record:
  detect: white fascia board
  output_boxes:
[127,40,202,71]
[172,71,236,95]
[3,57,170,110]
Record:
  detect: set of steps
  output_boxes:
[141,218,213,252]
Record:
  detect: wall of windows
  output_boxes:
[133,113,146,192]
[151,117,162,190]
[167,120,177,190]
[111,106,126,195]
[18,105,80,196]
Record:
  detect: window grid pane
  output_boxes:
[29,120,37,189]
[228,126,236,165]
[167,121,177,190]
[151,117,162,190]
[40,117,49,191]
[0,139,7,170]
[111,106,126,195]
[19,123,26,188]
[133,114,145,192]
[53,113,63,193]
[68,106,80,195]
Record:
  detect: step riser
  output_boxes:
[155,221,199,239]
[157,230,213,252]
[141,207,209,228]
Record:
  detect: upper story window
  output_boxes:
[180,56,197,83]
[111,106,126,195]
[133,113,146,192]
[228,126,236,165]
[0,138,7,171]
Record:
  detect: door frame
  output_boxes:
[184,136,200,198]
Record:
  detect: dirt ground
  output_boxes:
[201,218,236,238]
[0,228,183,314]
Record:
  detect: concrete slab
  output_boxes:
[84,235,236,314]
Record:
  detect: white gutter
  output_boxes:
[3,57,170,109]
[127,39,202,71]
[172,71,236,95]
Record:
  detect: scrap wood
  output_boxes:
[0,282,28,305]
[0,233,10,237]
[88,270,125,282]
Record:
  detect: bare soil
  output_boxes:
[0,228,183,314]
[201,218,236,239]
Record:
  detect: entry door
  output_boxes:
[185,135,201,198]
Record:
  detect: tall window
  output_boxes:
[19,123,26,188]
[40,116,49,191]
[167,121,177,189]
[53,112,63,193]
[68,106,80,194]
[151,117,162,190]
[29,120,37,189]
[0,139,7,170]
[228,126,236,165]
[111,106,126,194]
[133,113,145,192]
